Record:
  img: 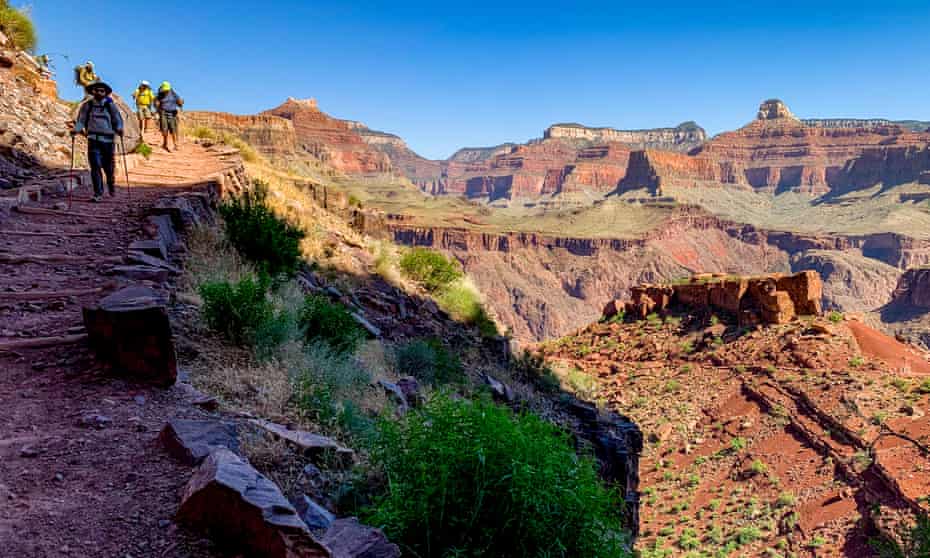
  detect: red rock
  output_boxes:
[177,449,330,558]
[775,270,823,315]
[82,286,177,386]
[893,267,930,309]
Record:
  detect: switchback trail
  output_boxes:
[0,134,241,557]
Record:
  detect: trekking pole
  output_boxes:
[68,133,76,210]
[120,135,131,200]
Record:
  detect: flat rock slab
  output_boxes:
[128,239,168,260]
[159,418,239,466]
[249,419,354,462]
[125,251,181,274]
[293,494,336,532]
[144,214,180,251]
[322,518,400,558]
[108,265,171,283]
[82,285,177,386]
[177,448,330,558]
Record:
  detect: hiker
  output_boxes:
[72,81,124,202]
[155,81,184,152]
[74,61,98,89]
[35,54,52,78]
[132,80,155,133]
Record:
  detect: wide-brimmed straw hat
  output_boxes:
[85,81,113,95]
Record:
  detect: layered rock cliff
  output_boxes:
[619,100,930,195]
[263,98,391,174]
[543,121,706,152]
[893,267,930,309]
[184,111,298,161]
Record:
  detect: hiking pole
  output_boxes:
[68,133,76,210]
[120,135,131,201]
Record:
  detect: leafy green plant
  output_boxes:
[0,2,36,52]
[749,459,768,475]
[398,247,462,293]
[849,356,865,368]
[199,274,294,355]
[364,394,631,558]
[917,379,930,394]
[394,338,463,386]
[775,492,796,508]
[134,141,153,159]
[299,294,364,355]
[828,311,844,324]
[219,180,305,278]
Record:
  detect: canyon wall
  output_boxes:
[184,111,298,161]
[893,268,930,309]
[543,121,706,152]
[390,207,930,342]
[263,98,392,174]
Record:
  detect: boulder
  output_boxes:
[395,376,421,407]
[377,380,408,414]
[481,373,515,403]
[177,449,330,558]
[708,278,747,314]
[602,299,624,319]
[775,270,822,316]
[673,283,710,308]
[150,196,203,230]
[82,285,177,386]
[124,250,181,274]
[321,518,400,558]
[293,495,336,532]
[159,419,239,466]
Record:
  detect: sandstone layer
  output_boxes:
[184,111,298,162]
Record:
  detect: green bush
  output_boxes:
[299,294,365,354]
[0,2,36,52]
[871,513,930,558]
[394,338,463,386]
[199,274,294,355]
[436,281,498,337]
[399,247,462,293]
[365,395,631,558]
[292,341,371,427]
[219,180,305,278]
[511,350,560,393]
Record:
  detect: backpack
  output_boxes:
[82,98,121,136]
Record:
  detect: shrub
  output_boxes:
[919,379,930,395]
[134,141,153,159]
[0,2,36,52]
[219,180,305,277]
[828,311,844,324]
[364,395,631,558]
[299,294,364,355]
[776,492,796,508]
[219,132,260,162]
[394,338,463,386]
[199,274,294,354]
[398,247,462,293]
[190,126,218,140]
[436,280,498,337]
[749,459,768,475]
[511,350,560,393]
[292,341,371,426]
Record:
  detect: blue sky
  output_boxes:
[30,0,930,159]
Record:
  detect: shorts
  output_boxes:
[137,106,153,119]
[159,111,178,134]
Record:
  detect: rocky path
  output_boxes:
[0,135,240,557]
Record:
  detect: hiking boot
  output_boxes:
[108,187,116,197]
[91,195,102,203]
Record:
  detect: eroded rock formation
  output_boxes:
[184,111,299,162]
[543,121,706,151]
[893,267,930,309]
[263,98,391,174]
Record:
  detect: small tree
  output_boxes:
[0,2,37,52]
[399,247,462,293]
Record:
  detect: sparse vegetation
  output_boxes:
[299,293,365,355]
[399,247,463,293]
[134,141,153,159]
[436,278,498,337]
[199,274,295,355]
[364,394,631,558]
[292,341,371,428]
[870,513,930,558]
[828,311,844,324]
[394,338,464,386]
[0,1,36,52]
[219,180,305,277]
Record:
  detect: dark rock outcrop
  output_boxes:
[177,448,330,558]
[159,419,240,466]
[321,518,400,558]
[82,285,177,386]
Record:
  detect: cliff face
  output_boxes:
[263,98,391,174]
[543,121,706,152]
[389,207,930,342]
[620,100,930,195]
[893,268,930,309]
[184,111,298,161]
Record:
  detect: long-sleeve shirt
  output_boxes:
[74,98,124,142]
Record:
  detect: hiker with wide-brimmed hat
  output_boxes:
[72,81,124,202]
[155,81,184,152]
[132,80,155,133]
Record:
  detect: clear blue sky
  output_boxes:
[30,0,930,159]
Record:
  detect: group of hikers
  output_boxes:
[72,61,184,202]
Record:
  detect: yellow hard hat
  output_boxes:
[159,81,171,92]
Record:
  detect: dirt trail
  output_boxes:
[0,134,238,557]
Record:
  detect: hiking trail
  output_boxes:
[0,132,241,557]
